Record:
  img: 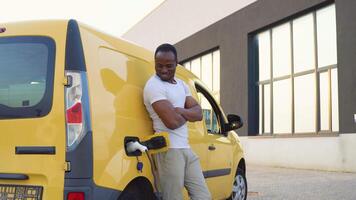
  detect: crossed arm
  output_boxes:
[152,96,203,130]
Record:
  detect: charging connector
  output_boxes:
[126,141,148,153]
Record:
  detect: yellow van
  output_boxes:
[0,20,246,200]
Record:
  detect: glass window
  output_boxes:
[191,58,201,78]
[212,50,220,101]
[331,69,339,131]
[294,74,316,133]
[264,84,271,133]
[182,50,220,102]
[183,61,191,71]
[317,4,337,68]
[273,79,292,133]
[198,92,220,134]
[293,14,315,73]
[259,86,262,134]
[272,23,291,78]
[256,4,337,135]
[319,72,329,130]
[258,31,271,81]
[201,54,213,91]
[0,36,55,119]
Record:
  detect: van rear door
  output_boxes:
[0,22,67,200]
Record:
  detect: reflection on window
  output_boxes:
[213,51,220,100]
[273,79,291,133]
[201,54,213,91]
[319,72,329,130]
[331,69,339,131]
[256,4,338,135]
[258,31,271,81]
[191,58,201,78]
[259,86,263,134]
[272,23,291,77]
[0,43,48,108]
[317,4,337,67]
[198,93,220,134]
[294,74,316,133]
[183,62,191,71]
[182,50,220,102]
[264,84,271,134]
[293,13,315,73]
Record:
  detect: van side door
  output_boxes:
[196,84,234,199]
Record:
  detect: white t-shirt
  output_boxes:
[144,75,191,148]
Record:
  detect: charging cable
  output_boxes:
[126,141,161,200]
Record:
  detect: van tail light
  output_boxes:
[67,192,85,200]
[67,102,83,123]
[65,71,91,151]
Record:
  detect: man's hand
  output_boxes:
[174,96,203,122]
[152,100,187,130]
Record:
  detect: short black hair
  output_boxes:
[154,43,178,62]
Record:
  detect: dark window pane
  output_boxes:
[0,36,55,119]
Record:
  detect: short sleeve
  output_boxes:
[144,80,167,105]
[182,81,192,97]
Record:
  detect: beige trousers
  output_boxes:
[155,148,211,200]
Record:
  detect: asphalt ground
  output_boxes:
[246,165,356,200]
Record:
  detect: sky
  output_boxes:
[0,0,165,37]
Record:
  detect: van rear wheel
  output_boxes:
[118,180,156,200]
[228,168,247,200]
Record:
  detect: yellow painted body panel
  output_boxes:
[80,22,246,199]
[0,20,245,199]
[0,20,68,200]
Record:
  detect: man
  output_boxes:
[144,43,211,200]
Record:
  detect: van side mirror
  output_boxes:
[224,114,243,132]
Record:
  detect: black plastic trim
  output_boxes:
[65,131,93,178]
[0,173,29,180]
[15,146,55,154]
[203,168,231,179]
[195,83,228,134]
[65,19,87,71]
[64,19,122,200]
[64,178,121,200]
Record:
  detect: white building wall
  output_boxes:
[240,134,356,172]
[122,0,256,50]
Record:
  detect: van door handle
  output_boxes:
[15,146,56,154]
[0,173,29,180]
[208,145,216,151]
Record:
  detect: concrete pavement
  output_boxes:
[246,165,356,200]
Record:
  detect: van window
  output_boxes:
[198,93,220,134]
[0,36,55,119]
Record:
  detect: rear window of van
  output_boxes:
[0,36,55,119]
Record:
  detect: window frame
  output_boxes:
[195,83,228,136]
[181,48,220,102]
[249,3,338,136]
[0,36,56,120]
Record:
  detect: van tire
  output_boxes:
[227,168,247,200]
[118,180,156,200]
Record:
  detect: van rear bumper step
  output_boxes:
[15,146,56,154]
[0,173,29,180]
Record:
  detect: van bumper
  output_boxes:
[64,178,121,200]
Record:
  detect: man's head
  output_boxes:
[154,43,178,82]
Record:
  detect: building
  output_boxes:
[123,0,356,172]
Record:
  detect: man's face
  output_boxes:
[155,51,177,82]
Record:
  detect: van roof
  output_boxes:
[0,19,154,62]
[77,21,154,63]
[0,19,198,81]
